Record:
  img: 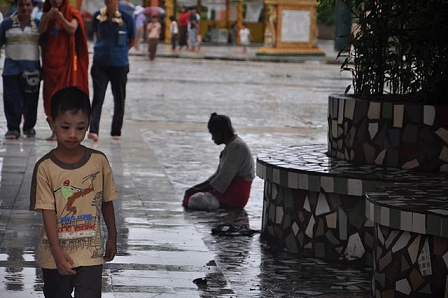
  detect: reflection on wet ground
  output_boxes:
[0,52,371,297]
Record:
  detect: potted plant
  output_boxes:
[326,0,448,171]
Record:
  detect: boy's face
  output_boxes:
[47,110,90,150]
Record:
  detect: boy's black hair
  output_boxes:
[50,87,91,120]
[169,15,175,21]
[207,112,235,137]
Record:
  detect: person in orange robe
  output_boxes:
[39,0,89,140]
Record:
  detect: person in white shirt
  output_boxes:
[169,15,178,51]
[239,22,251,53]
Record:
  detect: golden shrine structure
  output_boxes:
[257,0,324,56]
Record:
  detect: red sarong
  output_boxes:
[42,0,89,117]
[183,176,252,209]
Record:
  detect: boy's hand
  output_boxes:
[54,251,76,275]
[103,237,117,262]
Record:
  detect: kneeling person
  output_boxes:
[183,113,255,211]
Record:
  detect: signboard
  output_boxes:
[281,10,310,43]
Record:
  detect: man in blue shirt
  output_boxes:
[0,0,41,139]
[88,0,136,142]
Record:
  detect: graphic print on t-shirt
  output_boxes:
[45,171,104,258]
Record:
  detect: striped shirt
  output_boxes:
[0,13,40,76]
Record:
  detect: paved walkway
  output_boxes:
[119,39,341,64]
[0,41,371,297]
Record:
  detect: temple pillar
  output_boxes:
[226,0,230,32]
[257,0,324,56]
[164,0,174,44]
[237,0,243,44]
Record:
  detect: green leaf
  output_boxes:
[344,85,351,94]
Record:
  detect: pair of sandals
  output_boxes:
[211,223,259,237]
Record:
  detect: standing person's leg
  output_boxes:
[153,39,158,59]
[135,26,143,52]
[42,72,53,119]
[89,64,110,141]
[73,265,103,298]
[148,38,157,60]
[152,38,159,59]
[3,75,22,139]
[171,33,177,50]
[109,65,129,139]
[189,28,197,51]
[42,68,60,140]
[179,26,187,50]
[148,39,153,59]
[21,73,40,138]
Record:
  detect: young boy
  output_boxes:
[29,87,118,298]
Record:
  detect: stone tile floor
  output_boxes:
[0,43,372,297]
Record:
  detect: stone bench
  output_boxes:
[256,144,448,268]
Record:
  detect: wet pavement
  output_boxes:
[0,41,372,297]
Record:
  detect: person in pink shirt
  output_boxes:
[146,14,161,61]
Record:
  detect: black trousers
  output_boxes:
[3,74,39,132]
[90,64,129,137]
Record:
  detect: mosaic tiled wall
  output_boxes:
[261,180,374,265]
[371,224,448,297]
[365,187,448,297]
[327,95,448,171]
[257,144,448,265]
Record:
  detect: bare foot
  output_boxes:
[46,132,57,141]
[112,136,121,141]
[88,133,99,142]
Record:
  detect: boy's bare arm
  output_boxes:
[102,201,117,262]
[42,210,76,275]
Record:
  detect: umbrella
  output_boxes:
[118,1,135,15]
[143,6,165,16]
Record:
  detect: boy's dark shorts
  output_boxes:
[42,264,103,298]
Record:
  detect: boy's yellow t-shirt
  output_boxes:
[30,147,118,269]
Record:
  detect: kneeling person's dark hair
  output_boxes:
[51,87,92,120]
[208,112,235,137]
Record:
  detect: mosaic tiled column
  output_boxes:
[327,95,448,171]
